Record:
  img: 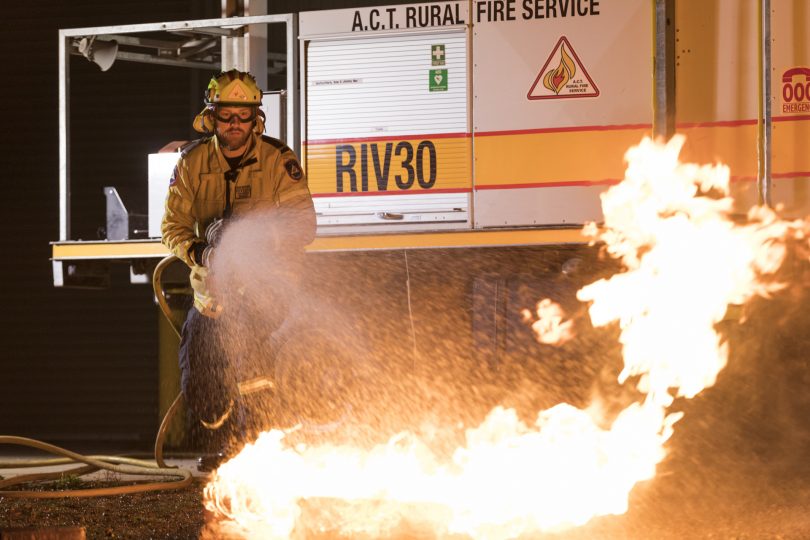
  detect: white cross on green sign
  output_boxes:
[431,44,445,66]
[429,69,448,92]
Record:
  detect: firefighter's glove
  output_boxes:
[189,218,227,268]
[189,241,214,268]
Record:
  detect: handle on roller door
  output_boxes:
[377,212,404,220]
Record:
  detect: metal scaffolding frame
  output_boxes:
[58,14,299,241]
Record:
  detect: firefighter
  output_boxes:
[161,70,316,468]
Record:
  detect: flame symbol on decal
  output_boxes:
[543,44,576,94]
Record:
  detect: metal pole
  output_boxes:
[653,0,675,141]
[757,0,772,207]
[58,31,70,241]
[287,14,299,154]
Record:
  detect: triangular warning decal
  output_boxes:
[527,36,599,100]
[227,82,248,101]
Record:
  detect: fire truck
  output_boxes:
[49,1,810,431]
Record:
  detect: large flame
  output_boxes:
[578,137,794,407]
[522,299,575,346]
[204,136,804,539]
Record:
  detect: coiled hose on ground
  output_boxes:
[0,255,193,498]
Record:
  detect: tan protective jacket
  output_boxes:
[161,133,316,316]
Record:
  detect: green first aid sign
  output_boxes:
[429,69,448,92]
[431,44,445,66]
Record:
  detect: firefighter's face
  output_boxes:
[214,106,254,151]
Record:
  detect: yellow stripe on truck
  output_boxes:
[474,120,808,189]
[474,126,652,188]
[676,121,758,179]
[772,117,810,177]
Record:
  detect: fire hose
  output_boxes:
[0,256,192,498]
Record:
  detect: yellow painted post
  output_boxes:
[158,305,185,447]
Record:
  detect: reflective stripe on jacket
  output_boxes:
[161,133,316,316]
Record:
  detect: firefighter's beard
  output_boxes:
[216,125,251,152]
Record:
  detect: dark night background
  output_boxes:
[0,0,425,448]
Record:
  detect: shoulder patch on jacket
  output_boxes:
[179,137,210,158]
[284,159,304,181]
[260,134,291,154]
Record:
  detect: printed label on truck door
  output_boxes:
[781,67,810,114]
[305,135,471,196]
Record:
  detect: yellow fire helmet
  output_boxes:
[193,69,265,134]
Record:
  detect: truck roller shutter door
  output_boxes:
[305,31,471,233]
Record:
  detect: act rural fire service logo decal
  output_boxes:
[527,36,599,100]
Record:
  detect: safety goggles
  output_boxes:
[212,107,257,123]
